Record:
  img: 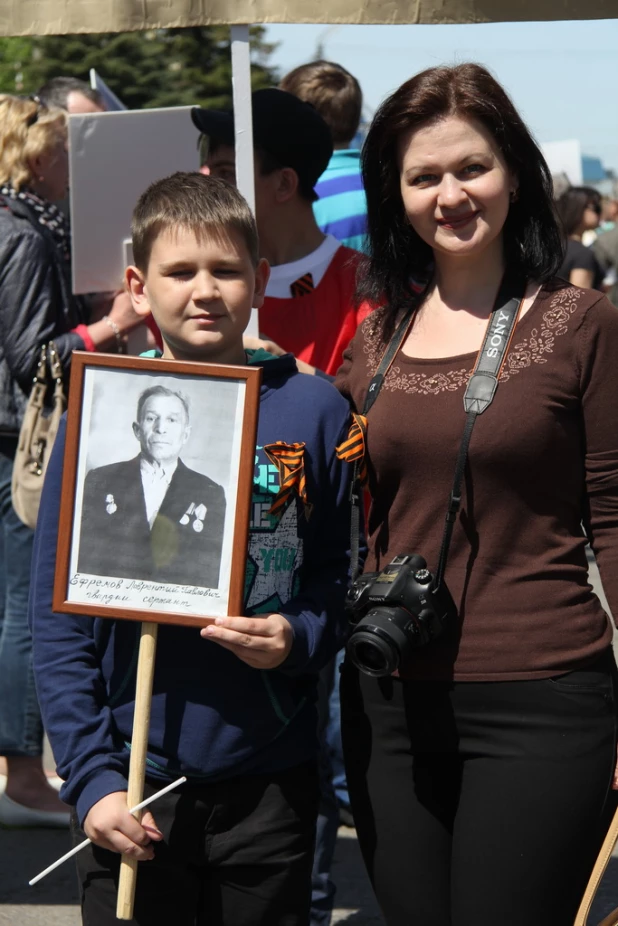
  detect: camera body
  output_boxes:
[345,554,457,677]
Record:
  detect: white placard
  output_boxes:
[70,106,199,294]
[540,139,583,187]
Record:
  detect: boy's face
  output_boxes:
[127,226,269,365]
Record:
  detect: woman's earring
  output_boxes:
[510,189,519,203]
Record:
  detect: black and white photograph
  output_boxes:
[56,355,260,623]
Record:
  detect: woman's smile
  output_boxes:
[436,210,480,230]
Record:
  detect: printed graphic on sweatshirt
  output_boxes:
[244,446,303,614]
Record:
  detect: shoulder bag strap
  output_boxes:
[348,308,416,579]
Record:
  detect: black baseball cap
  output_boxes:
[191,88,333,199]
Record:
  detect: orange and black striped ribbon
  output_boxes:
[263,441,313,520]
[335,413,368,485]
[290,272,314,298]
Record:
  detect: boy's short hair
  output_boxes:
[132,171,259,272]
[280,60,362,147]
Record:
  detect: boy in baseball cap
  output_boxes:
[192,88,368,377]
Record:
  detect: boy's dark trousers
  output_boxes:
[73,761,319,926]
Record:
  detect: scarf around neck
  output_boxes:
[0,183,70,263]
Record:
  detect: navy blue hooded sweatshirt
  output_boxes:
[30,351,354,825]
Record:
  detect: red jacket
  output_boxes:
[260,245,369,376]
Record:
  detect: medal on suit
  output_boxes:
[180,502,195,526]
[193,503,207,533]
[105,493,117,515]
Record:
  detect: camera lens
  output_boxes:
[346,626,399,677]
[355,642,388,674]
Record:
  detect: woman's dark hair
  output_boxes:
[555,186,601,238]
[358,63,564,325]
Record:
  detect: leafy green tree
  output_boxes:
[0,27,279,109]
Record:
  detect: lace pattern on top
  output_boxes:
[363,286,584,395]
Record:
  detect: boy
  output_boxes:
[280,60,368,253]
[30,172,354,926]
[193,89,366,376]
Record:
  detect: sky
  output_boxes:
[263,20,618,174]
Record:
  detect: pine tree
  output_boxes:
[0,27,279,109]
[0,37,35,95]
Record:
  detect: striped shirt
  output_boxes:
[313,150,368,253]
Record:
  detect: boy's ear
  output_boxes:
[125,265,152,318]
[274,167,299,204]
[252,258,270,310]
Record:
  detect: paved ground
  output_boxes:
[0,817,382,926]
[3,814,618,926]
[1,549,616,925]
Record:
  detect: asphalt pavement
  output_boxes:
[0,817,382,925]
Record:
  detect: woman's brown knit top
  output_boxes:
[335,279,618,681]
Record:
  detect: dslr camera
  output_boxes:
[345,554,457,677]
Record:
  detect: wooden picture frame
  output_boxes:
[53,352,261,628]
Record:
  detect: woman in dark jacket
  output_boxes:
[0,94,140,826]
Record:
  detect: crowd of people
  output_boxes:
[0,56,618,926]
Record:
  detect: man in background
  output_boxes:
[280,61,367,253]
[192,88,366,378]
[36,76,106,114]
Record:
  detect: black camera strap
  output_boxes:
[350,276,525,584]
[349,307,416,580]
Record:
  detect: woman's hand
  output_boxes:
[83,791,163,858]
[242,334,317,374]
[243,334,287,356]
[612,747,618,790]
[200,614,293,669]
[86,290,145,351]
[107,290,144,334]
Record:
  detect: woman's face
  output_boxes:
[398,114,515,264]
[581,199,601,233]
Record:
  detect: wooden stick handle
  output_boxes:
[574,805,618,926]
[116,622,159,921]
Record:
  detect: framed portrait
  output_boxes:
[53,352,261,627]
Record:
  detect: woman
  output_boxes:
[556,185,606,289]
[0,95,141,826]
[335,64,618,926]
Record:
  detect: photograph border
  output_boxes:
[53,351,262,628]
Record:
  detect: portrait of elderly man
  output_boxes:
[77,384,226,589]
